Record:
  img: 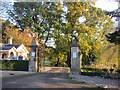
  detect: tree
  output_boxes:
[105,7,120,70]
[2,20,44,51]
[106,29,120,44]
[5,2,113,67]
[63,2,113,66]
[7,2,59,43]
[2,20,33,50]
[6,2,63,68]
[106,7,120,45]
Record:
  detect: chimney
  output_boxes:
[8,36,13,44]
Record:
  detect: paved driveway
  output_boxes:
[2,73,95,88]
[0,70,33,78]
[1,67,119,89]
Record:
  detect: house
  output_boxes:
[0,37,29,60]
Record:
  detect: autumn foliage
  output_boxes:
[2,20,44,52]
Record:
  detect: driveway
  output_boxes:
[2,73,95,88]
[0,70,33,78]
[1,67,119,89]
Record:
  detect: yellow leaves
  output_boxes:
[71,10,77,17]
[98,44,119,70]
[76,0,81,2]
[93,40,102,50]
[45,48,51,53]
[90,0,97,5]
[86,11,90,18]
[94,44,100,50]
[88,27,96,35]
[3,25,43,52]
[81,23,86,30]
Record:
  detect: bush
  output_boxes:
[102,68,108,72]
[81,72,105,77]
[1,60,29,71]
[109,69,114,73]
[2,60,14,70]
[116,69,120,73]
[81,67,102,72]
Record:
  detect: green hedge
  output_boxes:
[81,67,103,72]
[0,60,29,71]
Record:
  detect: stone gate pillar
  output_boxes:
[29,38,39,72]
[70,37,81,75]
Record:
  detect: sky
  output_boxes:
[95,0,119,27]
[95,0,118,11]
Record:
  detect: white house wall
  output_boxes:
[8,47,17,57]
[16,44,29,59]
[0,47,17,59]
[0,44,29,60]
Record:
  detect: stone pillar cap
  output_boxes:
[71,36,79,47]
[71,39,79,47]
[31,38,39,47]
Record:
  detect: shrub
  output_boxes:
[116,69,120,73]
[1,60,29,71]
[81,72,105,77]
[109,69,114,73]
[81,67,102,72]
[102,68,108,72]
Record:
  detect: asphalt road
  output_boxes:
[2,73,96,89]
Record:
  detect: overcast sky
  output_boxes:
[95,0,118,11]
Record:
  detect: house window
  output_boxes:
[2,53,7,59]
[10,52,14,57]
